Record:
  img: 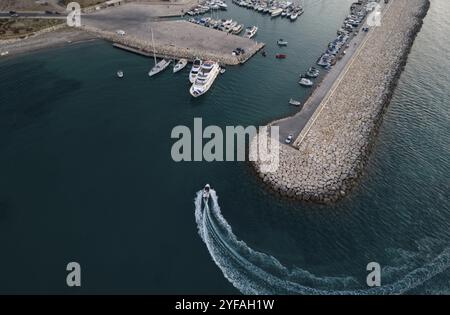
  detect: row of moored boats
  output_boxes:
[142,58,223,98]
[185,1,228,16]
[232,0,304,20]
[188,17,258,38]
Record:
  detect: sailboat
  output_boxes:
[148,28,171,77]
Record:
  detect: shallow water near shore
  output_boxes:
[0,0,449,294]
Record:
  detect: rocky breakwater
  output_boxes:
[253,0,431,203]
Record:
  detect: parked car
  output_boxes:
[285,134,294,144]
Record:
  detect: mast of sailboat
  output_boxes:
[151,27,157,66]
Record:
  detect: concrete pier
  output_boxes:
[253,0,431,204]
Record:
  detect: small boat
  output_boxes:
[299,78,313,87]
[243,25,258,38]
[276,53,287,59]
[117,70,124,78]
[173,58,188,73]
[261,50,267,57]
[231,24,244,34]
[220,67,226,74]
[271,8,283,17]
[0,51,9,57]
[203,184,211,205]
[289,99,302,106]
[290,13,298,20]
[149,59,171,77]
[305,67,320,78]
[277,39,288,46]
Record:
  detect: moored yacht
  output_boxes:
[190,61,220,97]
[243,25,258,38]
[173,58,188,73]
[299,77,313,87]
[271,8,283,17]
[149,59,171,77]
[189,58,202,83]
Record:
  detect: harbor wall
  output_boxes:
[253,0,431,204]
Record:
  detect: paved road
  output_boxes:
[275,1,388,144]
[0,12,66,18]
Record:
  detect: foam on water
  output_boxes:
[195,189,450,295]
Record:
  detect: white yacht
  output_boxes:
[173,58,188,73]
[148,28,171,77]
[243,25,258,38]
[189,58,202,83]
[190,61,220,97]
[149,59,171,77]
[271,8,283,17]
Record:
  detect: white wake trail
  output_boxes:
[194,189,450,295]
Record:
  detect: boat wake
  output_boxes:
[194,189,450,294]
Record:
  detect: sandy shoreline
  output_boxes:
[0,27,97,59]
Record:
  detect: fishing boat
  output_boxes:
[116,70,124,78]
[173,58,188,73]
[148,29,171,77]
[189,58,203,83]
[243,25,258,38]
[276,53,287,59]
[299,78,313,87]
[190,60,220,97]
[277,39,288,46]
[289,98,301,106]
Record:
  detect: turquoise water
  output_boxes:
[0,0,449,294]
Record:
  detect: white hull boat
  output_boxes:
[173,58,188,73]
[189,58,203,83]
[149,59,171,77]
[190,61,220,97]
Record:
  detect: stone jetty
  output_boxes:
[253,0,431,203]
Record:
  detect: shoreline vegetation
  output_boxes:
[253,0,431,204]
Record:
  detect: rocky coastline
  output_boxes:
[253,0,431,204]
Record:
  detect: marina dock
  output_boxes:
[81,3,264,65]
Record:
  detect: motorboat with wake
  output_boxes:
[189,58,202,83]
[173,58,188,73]
[202,184,211,206]
[116,70,124,78]
[190,61,220,97]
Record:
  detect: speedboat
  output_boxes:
[290,13,298,20]
[289,98,302,106]
[277,39,288,46]
[117,70,124,78]
[305,67,320,78]
[276,53,287,59]
[173,58,188,73]
[190,61,220,97]
[0,51,9,57]
[189,58,202,83]
[220,67,226,74]
[299,78,313,87]
[203,184,211,205]
[148,59,171,77]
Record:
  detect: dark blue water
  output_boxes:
[0,0,449,294]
